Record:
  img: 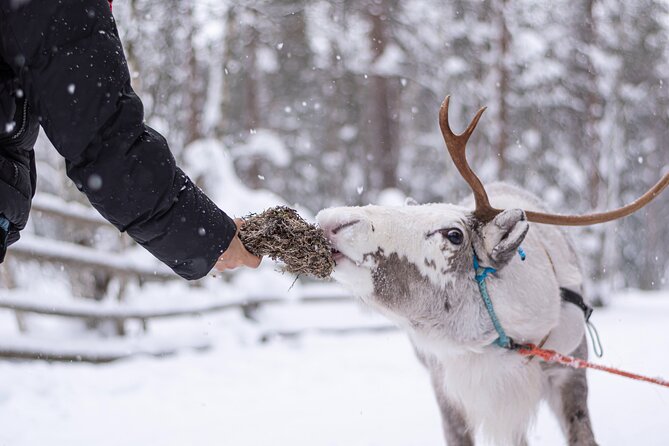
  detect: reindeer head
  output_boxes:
[316,202,529,343]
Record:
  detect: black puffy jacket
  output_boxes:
[0,0,237,279]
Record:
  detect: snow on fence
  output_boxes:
[9,234,175,281]
[31,193,110,227]
[0,334,212,364]
[0,291,281,321]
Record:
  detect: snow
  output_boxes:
[371,43,405,76]
[256,46,280,73]
[232,129,292,168]
[0,290,667,445]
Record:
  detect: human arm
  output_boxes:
[0,0,254,278]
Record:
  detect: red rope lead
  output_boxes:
[517,344,669,389]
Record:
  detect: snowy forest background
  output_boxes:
[21,0,669,293]
[2,2,669,445]
[98,0,669,293]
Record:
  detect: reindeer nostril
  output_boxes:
[332,219,361,234]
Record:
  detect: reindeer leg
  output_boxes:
[546,338,598,446]
[432,374,474,446]
[414,347,474,446]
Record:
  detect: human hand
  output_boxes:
[214,219,262,272]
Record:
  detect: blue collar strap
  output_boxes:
[475,248,601,356]
[472,248,525,349]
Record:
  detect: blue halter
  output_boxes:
[472,247,526,349]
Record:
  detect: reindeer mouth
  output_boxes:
[329,243,360,267]
[330,247,341,258]
[330,247,347,264]
[329,247,373,271]
[321,219,367,268]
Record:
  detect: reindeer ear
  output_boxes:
[478,209,529,269]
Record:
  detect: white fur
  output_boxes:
[436,349,544,444]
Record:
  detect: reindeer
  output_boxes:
[316,97,669,446]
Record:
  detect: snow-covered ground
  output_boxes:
[0,290,667,446]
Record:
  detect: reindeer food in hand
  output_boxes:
[238,206,335,279]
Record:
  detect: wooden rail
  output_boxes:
[0,294,286,321]
[9,235,175,281]
[259,325,397,343]
[0,338,211,363]
[31,193,111,227]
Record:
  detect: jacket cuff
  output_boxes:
[130,175,238,280]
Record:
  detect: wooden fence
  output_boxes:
[0,194,394,363]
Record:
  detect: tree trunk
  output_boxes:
[185,2,201,146]
[243,9,259,131]
[583,0,603,209]
[496,0,510,179]
[367,3,399,191]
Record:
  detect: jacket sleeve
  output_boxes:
[0,0,237,279]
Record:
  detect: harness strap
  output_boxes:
[559,287,603,357]
[560,287,593,321]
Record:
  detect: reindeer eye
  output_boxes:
[441,228,463,245]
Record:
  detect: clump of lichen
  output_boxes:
[239,206,335,279]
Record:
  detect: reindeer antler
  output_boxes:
[439,96,501,223]
[439,95,669,226]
